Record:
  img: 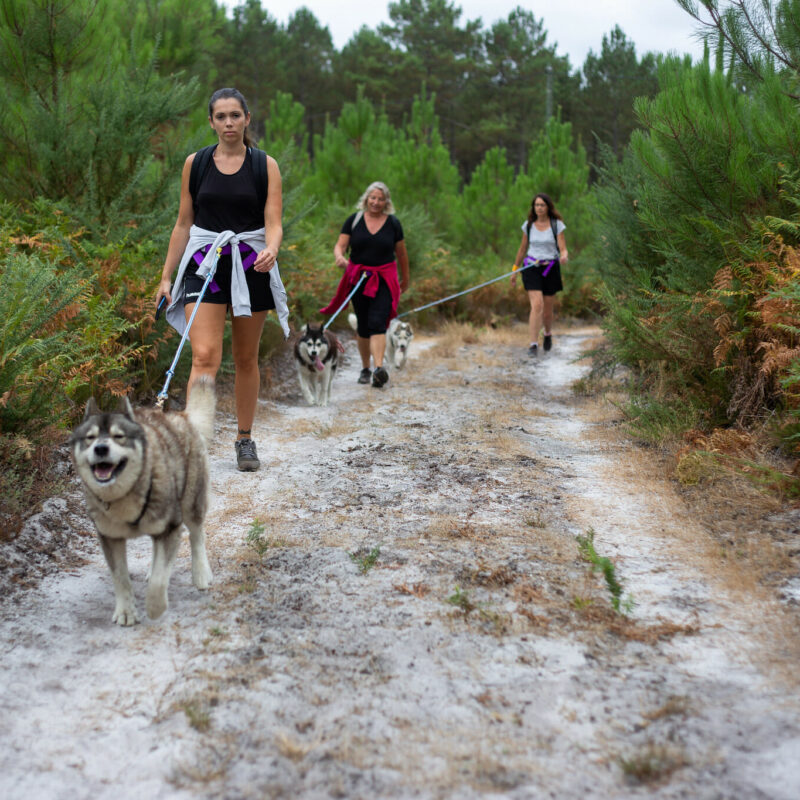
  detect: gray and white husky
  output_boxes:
[294,323,340,406]
[69,378,216,626]
[386,317,414,370]
[348,312,414,370]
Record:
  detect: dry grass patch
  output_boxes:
[429,321,482,358]
[643,696,691,721]
[618,742,688,786]
[478,325,526,347]
[423,515,494,542]
[275,730,318,761]
[394,581,430,598]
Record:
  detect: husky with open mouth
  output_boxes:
[294,323,340,406]
[69,378,216,626]
[385,317,414,370]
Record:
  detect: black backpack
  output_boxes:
[189,144,268,214]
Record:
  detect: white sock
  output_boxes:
[530,342,538,348]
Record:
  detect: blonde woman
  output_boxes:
[324,181,410,387]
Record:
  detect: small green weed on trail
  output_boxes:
[245,518,284,556]
[349,546,381,574]
[576,528,635,614]
[182,701,211,733]
[447,585,476,614]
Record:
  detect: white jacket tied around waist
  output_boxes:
[165,226,290,339]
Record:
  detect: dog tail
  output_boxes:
[347,312,357,332]
[185,376,216,443]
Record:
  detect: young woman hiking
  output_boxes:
[156,88,289,471]
[510,193,568,357]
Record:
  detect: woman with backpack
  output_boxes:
[510,193,568,357]
[324,181,410,388]
[155,88,289,472]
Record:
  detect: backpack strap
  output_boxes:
[189,144,269,213]
[189,145,216,212]
[525,217,561,259]
[251,147,268,211]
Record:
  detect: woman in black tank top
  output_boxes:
[156,88,283,472]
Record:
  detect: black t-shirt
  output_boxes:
[342,213,404,266]
[194,150,263,233]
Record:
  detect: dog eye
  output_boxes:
[84,434,97,443]
[112,434,126,442]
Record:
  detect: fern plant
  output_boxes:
[0,253,88,431]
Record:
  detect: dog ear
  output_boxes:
[116,395,136,420]
[300,323,308,335]
[84,397,99,420]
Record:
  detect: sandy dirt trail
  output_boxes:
[1,324,799,799]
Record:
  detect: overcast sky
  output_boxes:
[223,1,707,67]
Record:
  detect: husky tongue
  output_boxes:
[313,356,325,372]
[93,463,115,482]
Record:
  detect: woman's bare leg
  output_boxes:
[527,290,544,345]
[542,295,555,336]
[230,311,267,438]
[185,303,227,396]
[357,335,372,369]
[370,334,386,369]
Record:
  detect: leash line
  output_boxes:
[156,247,222,408]
[397,259,554,318]
[322,272,367,331]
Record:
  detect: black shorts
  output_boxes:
[522,259,563,295]
[351,277,392,337]
[183,255,275,312]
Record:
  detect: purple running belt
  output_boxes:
[522,256,557,276]
[192,242,258,293]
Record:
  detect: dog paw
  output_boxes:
[145,587,168,620]
[193,560,213,590]
[112,604,140,626]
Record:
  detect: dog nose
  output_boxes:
[94,443,109,457]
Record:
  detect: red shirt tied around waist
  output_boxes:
[320,259,401,325]
[328,182,410,389]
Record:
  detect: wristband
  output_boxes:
[512,264,519,272]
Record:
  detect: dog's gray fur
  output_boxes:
[294,323,340,406]
[69,378,216,626]
[385,318,414,370]
[347,312,413,370]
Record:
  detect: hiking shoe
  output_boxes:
[528,344,538,358]
[358,368,372,384]
[372,366,389,387]
[543,334,552,352]
[235,438,260,471]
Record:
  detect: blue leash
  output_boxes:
[397,260,553,319]
[155,247,222,408]
[323,272,367,331]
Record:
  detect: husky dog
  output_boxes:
[386,318,414,370]
[347,313,414,371]
[69,378,216,626]
[294,323,340,406]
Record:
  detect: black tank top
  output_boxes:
[194,150,263,233]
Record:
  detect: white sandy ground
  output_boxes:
[2,324,800,799]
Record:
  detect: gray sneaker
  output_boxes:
[235,438,260,471]
[358,368,372,384]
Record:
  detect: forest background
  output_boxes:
[0,0,798,532]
